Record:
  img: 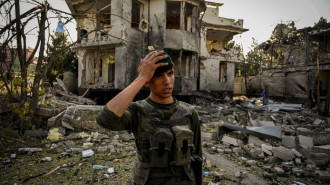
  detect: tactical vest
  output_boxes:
[132,100,196,185]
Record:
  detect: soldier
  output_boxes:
[96,50,202,185]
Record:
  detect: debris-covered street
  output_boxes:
[1,89,329,185]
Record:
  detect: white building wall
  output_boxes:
[200,58,235,91]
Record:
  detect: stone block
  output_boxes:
[281,135,296,148]
[224,148,233,154]
[233,147,242,154]
[313,119,323,126]
[248,135,267,146]
[261,144,273,155]
[308,153,329,166]
[313,132,330,145]
[246,160,257,166]
[273,167,284,175]
[292,168,303,176]
[296,144,313,157]
[272,146,295,161]
[315,170,330,181]
[313,145,330,155]
[295,158,302,165]
[298,135,313,148]
[249,147,264,159]
[222,136,242,147]
[282,125,295,135]
[296,127,312,136]
[259,121,275,127]
[292,148,302,157]
[238,157,247,163]
[235,171,247,178]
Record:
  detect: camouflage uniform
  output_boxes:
[97,97,202,185]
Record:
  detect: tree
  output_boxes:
[0,0,75,132]
[235,38,261,77]
[44,33,78,86]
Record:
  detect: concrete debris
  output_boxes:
[234,171,247,178]
[295,158,302,165]
[281,135,296,148]
[248,135,267,146]
[281,125,296,135]
[48,105,103,129]
[247,126,282,140]
[273,167,284,175]
[315,170,330,181]
[246,160,257,166]
[56,78,68,93]
[308,153,329,166]
[296,127,312,136]
[292,168,303,176]
[292,148,302,157]
[261,144,273,155]
[313,119,323,126]
[259,121,275,127]
[313,145,330,154]
[312,132,330,145]
[244,144,265,159]
[18,148,43,153]
[221,135,242,146]
[241,102,302,112]
[298,135,313,148]
[272,146,295,161]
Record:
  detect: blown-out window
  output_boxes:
[219,63,227,82]
[96,1,111,28]
[185,3,193,32]
[166,1,181,29]
[131,0,142,28]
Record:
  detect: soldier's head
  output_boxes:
[144,51,175,104]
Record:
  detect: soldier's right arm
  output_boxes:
[105,50,168,117]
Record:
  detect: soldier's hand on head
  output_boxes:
[138,50,168,82]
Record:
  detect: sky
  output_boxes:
[216,0,330,53]
[1,0,329,55]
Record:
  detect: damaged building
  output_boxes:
[240,20,330,113]
[64,0,247,103]
[199,2,247,96]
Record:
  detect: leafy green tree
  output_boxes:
[235,38,261,77]
[44,33,78,86]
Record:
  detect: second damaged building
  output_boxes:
[239,19,330,114]
[65,0,247,102]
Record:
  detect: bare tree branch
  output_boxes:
[0,5,41,36]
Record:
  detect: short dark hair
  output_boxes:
[153,52,174,77]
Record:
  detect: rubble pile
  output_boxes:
[0,129,136,184]
[197,96,330,184]
[1,93,329,185]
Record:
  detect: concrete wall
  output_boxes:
[200,58,235,92]
[234,66,319,98]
